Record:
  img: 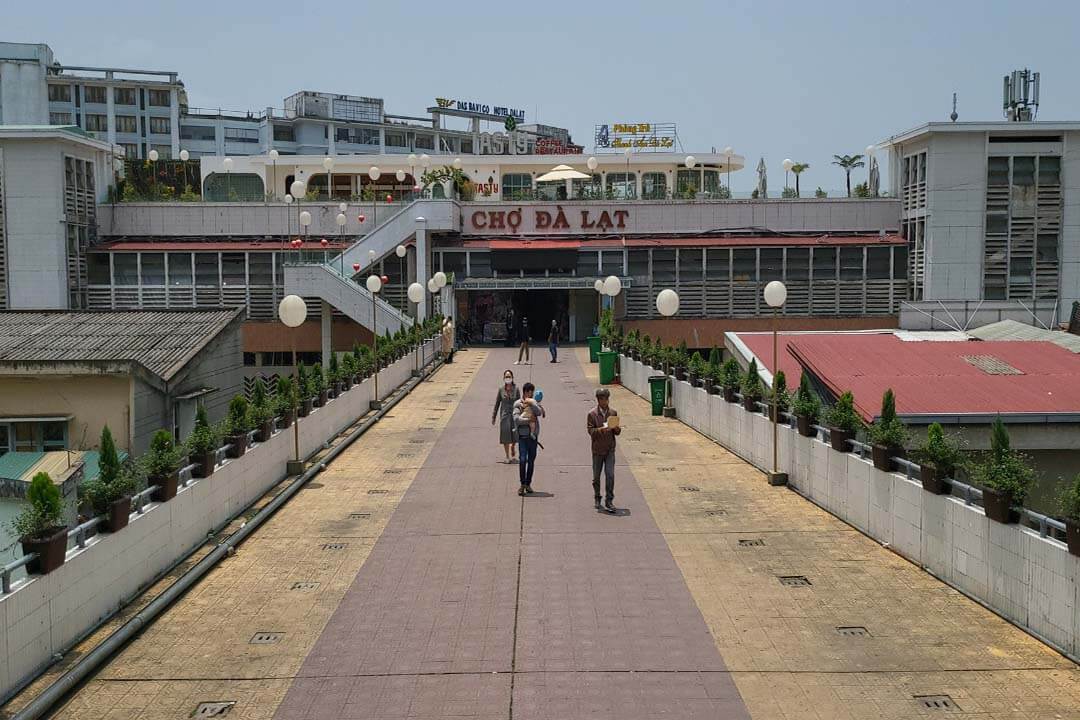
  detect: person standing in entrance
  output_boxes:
[587,387,621,512]
[505,307,515,348]
[548,319,559,363]
[516,316,530,365]
[513,382,545,495]
[492,369,520,463]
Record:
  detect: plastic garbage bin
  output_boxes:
[648,375,668,416]
[587,336,602,363]
[598,351,618,384]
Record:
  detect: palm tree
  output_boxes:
[832,154,865,197]
[791,163,809,197]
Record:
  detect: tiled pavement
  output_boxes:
[8,347,1080,719]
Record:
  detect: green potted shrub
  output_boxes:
[866,389,908,471]
[1056,475,1080,556]
[248,381,275,442]
[296,364,314,417]
[82,425,135,532]
[311,363,328,407]
[971,417,1034,524]
[225,395,252,458]
[187,404,219,478]
[327,353,342,399]
[145,429,181,501]
[824,391,861,452]
[276,376,298,428]
[341,354,356,391]
[12,472,68,574]
[911,422,965,495]
[792,373,821,437]
[721,358,741,403]
[674,340,690,380]
[687,352,707,387]
[740,358,764,412]
[705,349,723,394]
[767,370,790,421]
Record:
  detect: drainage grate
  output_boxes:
[778,575,812,587]
[249,632,284,645]
[836,626,870,637]
[418,426,435,431]
[323,543,347,551]
[680,485,700,492]
[738,538,765,547]
[367,489,388,494]
[704,509,726,517]
[916,695,958,711]
[348,512,371,520]
[383,469,402,475]
[658,466,676,472]
[640,450,657,455]
[193,701,236,717]
[409,439,426,444]
[291,581,319,591]
[397,453,414,458]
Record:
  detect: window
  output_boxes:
[893,248,907,280]
[0,425,8,455]
[49,112,72,125]
[195,253,219,285]
[331,97,381,123]
[149,117,171,134]
[1039,156,1061,185]
[601,250,624,277]
[42,421,67,450]
[114,254,138,285]
[460,137,474,154]
[702,170,721,197]
[148,89,171,106]
[628,250,650,278]
[14,423,35,452]
[642,172,667,199]
[114,87,136,105]
[415,134,434,150]
[760,249,783,281]
[385,131,407,147]
[501,173,532,200]
[48,84,71,102]
[468,252,492,277]
[652,250,676,282]
[336,127,379,145]
[535,180,564,201]
[605,172,636,200]
[867,247,891,279]
[839,247,863,280]
[116,115,138,133]
[248,253,273,285]
[571,174,601,199]
[84,86,106,104]
[168,253,192,285]
[181,125,216,142]
[222,253,246,285]
[676,169,699,197]
[813,248,836,281]
[677,249,702,282]
[224,127,259,143]
[577,251,599,277]
[141,253,165,285]
[440,252,466,275]
[273,124,295,142]
[706,249,730,279]
[785,248,810,281]
[987,157,1009,187]
[120,143,139,159]
[151,144,170,159]
[85,114,108,132]
[89,254,111,284]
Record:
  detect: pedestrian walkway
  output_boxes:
[9,348,1080,719]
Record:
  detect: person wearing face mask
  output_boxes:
[492,369,520,463]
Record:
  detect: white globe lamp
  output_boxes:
[602,275,622,296]
[338,201,348,212]
[782,158,794,172]
[763,280,787,308]
[395,169,406,182]
[148,149,159,162]
[179,149,189,161]
[407,282,424,304]
[593,279,604,293]
[723,146,733,156]
[323,157,334,171]
[299,210,311,227]
[684,155,696,168]
[407,153,417,165]
[366,275,382,293]
[427,278,439,293]
[222,157,233,171]
[290,179,306,198]
[395,244,407,258]
[368,166,380,181]
[452,158,462,170]
[284,194,293,204]
[278,295,308,328]
[586,156,598,171]
[268,149,279,160]
[656,288,680,317]
[336,213,347,227]
[434,271,447,288]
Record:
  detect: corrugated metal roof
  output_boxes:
[0,309,242,382]
[787,334,1080,421]
[968,320,1080,353]
[0,452,45,481]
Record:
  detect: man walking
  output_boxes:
[513,382,545,496]
[586,387,621,512]
[548,319,559,363]
[515,316,530,365]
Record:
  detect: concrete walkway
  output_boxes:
[11,347,1079,719]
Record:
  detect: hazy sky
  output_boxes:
[8,0,1079,194]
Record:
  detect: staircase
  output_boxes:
[283,200,460,332]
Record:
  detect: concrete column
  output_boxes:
[170,88,180,155]
[106,89,116,146]
[415,219,428,320]
[320,300,332,368]
[328,123,336,155]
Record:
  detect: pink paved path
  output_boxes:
[273,349,750,719]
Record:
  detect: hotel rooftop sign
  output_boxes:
[433,97,525,122]
[594,123,677,152]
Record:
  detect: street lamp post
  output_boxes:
[656,288,679,416]
[395,244,407,311]
[222,156,233,200]
[723,146,734,197]
[782,159,794,195]
[408,282,424,375]
[764,280,788,486]
[290,179,306,242]
[268,149,278,201]
[323,156,334,200]
[368,166,381,228]
[367,274,383,410]
[336,212,348,275]
[279,294,307,474]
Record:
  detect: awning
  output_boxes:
[0,415,74,423]
[175,387,216,401]
[464,234,905,250]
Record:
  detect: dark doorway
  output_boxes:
[511,290,569,342]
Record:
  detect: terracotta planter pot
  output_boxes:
[871,444,905,472]
[227,433,248,459]
[104,495,131,533]
[21,526,68,574]
[796,415,816,437]
[278,410,295,429]
[920,464,950,495]
[151,470,179,501]
[1067,521,1080,557]
[983,487,1017,524]
[299,398,313,417]
[829,428,853,452]
[742,396,759,412]
[723,387,738,403]
[257,419,275,443]
[191,451,216,479]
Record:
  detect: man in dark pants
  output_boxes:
[586,387,621,512]
[548,319,559,363]
[513,382,545,495]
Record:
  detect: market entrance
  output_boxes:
[462,289,590,345]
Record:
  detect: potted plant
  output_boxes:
[792,373,821,437]
[225,395,252,458]
[767,370,790,421]
[340,354,356,391]
[311,363,328,407]
[146,429,181,501]
[12,472,68,574]
[971,417,1034,524]
[741,359,764,412]
[248,381,275,442]
[824,391,861,452]
[1057,475,1080,556]
[82,425,136,532]
[673,340,690,380]
[721,358,741,402]
[866,389,908,471]
[687,352,707,387]
[327,353,342,399]
[276,376,298,428]
[911,422,965,495]
[705,356,723,394]
[297,364,314,417]
[187,404,219,478]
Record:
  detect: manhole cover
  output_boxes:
[916,695,959,711]
[367,489,388,495]
[349,512,371,520]
[291,581,319,591]
[704,509,726,517]
[384,469,402,474]
[836,626,870,637]
[192,701,235,717]
[680,486,700,492]
[778,575,812,587]
[738,538,765,547]
[249,632,284,644]
[322,543,347,551]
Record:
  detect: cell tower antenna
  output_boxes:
[1003,69,1040,121]
[950,93,958,122]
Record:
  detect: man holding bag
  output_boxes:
[586,387,621,512]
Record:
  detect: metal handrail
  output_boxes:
[2,554,37,594]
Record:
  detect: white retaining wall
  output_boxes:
[620,355,1080,660]
[0,341,436,699]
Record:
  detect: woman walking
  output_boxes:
[492,369,520,463]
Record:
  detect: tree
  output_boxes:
[853,182,871,198]
[98,425,121,485]
[814,187,828,198]
[832,154,865,198]
[791,163,809,197]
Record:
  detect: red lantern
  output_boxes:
[320,238,328,248]
[380,275,389,286]
[352,262,361,272]
[385,194,393,203]
[357,214,366,223]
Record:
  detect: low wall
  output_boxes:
[619,355,1080,661]
[0,340,437,700]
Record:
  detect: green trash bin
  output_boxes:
[648,375,668,416]
[587,335,602,363]
[598,351,617,384]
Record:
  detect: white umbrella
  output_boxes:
[535,164,592,182]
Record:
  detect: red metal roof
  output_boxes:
[463,234,905,250]
[787,334,1080,420]
[733,332,876,385]
[96,240,350,252]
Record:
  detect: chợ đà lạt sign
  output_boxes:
[467,205,631,235]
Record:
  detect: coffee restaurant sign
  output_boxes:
[467,205,632,235]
